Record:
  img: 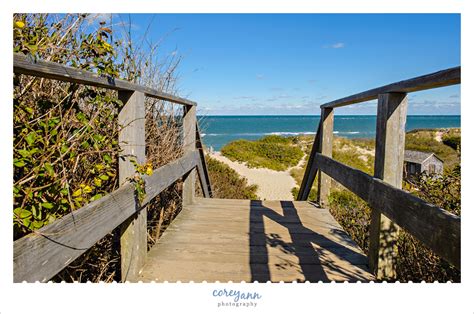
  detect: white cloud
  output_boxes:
[323,42,345,49]
[256,74,265,80]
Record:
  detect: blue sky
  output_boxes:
[116,14,460,115]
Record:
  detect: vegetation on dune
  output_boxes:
[291,136,375,199]
[13,13,184,282]
[221,135,304,171]
[441,128,461,152]
[204,156,259,200]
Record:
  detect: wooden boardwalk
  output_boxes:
[138,198,374,282]
[13,56,460,283]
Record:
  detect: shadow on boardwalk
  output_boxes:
[248,200,370,282]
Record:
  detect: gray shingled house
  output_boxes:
[404,150,444,178]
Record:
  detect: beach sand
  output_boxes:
[208,152,304,200]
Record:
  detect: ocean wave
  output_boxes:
[333,131,360,134]
[202,132,317,137]
[267,131,316,136]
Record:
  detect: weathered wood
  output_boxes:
[13,151,198,283]
[314,153,460,269]
[118,91,147,282]
[297,120,321,200]
[14,184,136,282]
[13,53,196,106]
[182,105,197,205]
[195,126,212,197]
[321,66,460,109]
[317,108,334,207]
[196,157,210,198]
[138,198,374,282]
[368,93,408,279]
[142,151,199,204]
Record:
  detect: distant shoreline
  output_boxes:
[199,116,460,151]
[198,114,461,117]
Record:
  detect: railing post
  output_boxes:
[118,91,147,282]
[368,92,408,279]
[317,108,334,207]
[182,104,196,205]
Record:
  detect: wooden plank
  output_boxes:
[14,184,135,282]
[314,153,460,269]
[317,108,334,206]
[13,53,196,107]
[321,66,460,109]
[195,126,212,197]
[368,93,407,279]
[297,120,321,200]
[182,105,197,205]
[118,91,147,282]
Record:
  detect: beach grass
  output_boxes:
[221,135,304,171]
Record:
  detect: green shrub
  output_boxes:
[442,134,461,151]
[327,167,461,282]
[221,135,304,171]
[206,156,259,199]
[13,14,184,282]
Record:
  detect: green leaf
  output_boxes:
[103,154,112,163]
[14,208,32,219]
[32,220,44,229]
[93,134,104,142]
[14,159,26,167]
[18,149,30,158]
[72,189,82,197]
[81,140,90,149]
[44,163,54,176]
[42,202,54,209]
[25,132,37,146]
[99,174,109,181]
[90,194,103,202]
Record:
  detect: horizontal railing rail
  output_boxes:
[14,151,200,282]
[14,53,196,107]
[13,54,212,282]
[299,66,461,278]
[321,66,460,109]
[314,153,460,269]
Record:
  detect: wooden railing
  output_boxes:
[297,67,461,279]
[13,54,212,282]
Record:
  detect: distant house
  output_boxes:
[404,150,444,178]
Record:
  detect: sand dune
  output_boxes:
[208,152,302,200]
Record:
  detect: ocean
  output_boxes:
[198,115,461,151]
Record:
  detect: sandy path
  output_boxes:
[208,152,304,200]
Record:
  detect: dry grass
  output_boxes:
[13,14,186,282]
